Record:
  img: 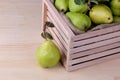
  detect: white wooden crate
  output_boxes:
[42,0,120,71]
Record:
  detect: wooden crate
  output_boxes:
[42,0,120,71]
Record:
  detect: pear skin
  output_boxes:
[55,0,69,12]
[89,4,113,24]
[36,40,60,68]
[66,12,91,31]
[113,16,120,22]
[69,0,88,13]
[110,0,120,8]
[111,7,120,16]
[110,0,120,16]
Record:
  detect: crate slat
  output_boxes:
[70,36,120,54]
[41,3,47,31]
[48,27,67,54]
[70,47,120,65]
[68,53,120,71]
[47,17,68,50]
[48,30,67,67]
[47,23,70,68]
[47,11,69,45]
[44,0,74,37]
[72,24,120,41]
[71,30,120,48]
[70,42,120,60]
[52,27,68,50]
[47,29,67,68]
[47,18,67,53]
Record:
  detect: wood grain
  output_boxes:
[1,0,120,80]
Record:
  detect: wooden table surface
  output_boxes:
[0,0,120,80]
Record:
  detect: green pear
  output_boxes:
[66,12,91,31]
[110,0,120,8]
[55,0,69,12]
[110,0,120,16]
[111,7,120,16]
[69,0,88,13]
[36,40,60,68]
[89,4,113,24]
[113,16,120,22]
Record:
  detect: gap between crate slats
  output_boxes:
[46,28,67,67]
[42,3,68,56]
[47,27,69,68]
[44,0,74,37]
[47,27,68,67]
[47,16,68,51]
[71,30,120,48]
[69,47,120,65]
[47,10,69,42]
[70,36,120,54]
[49,25,68,51]
[68,52,120,71]
[42,2,68,65]
[72,24,120,42]
[46,28,64,55]
[47,17,67,55]
[47,11,69,46]
[70,42,120,60]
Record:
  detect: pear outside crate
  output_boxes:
[42,0,120,71]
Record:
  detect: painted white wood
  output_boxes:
[44,0,74,37]
[47,11,69,45]
[48,28,69,67]
[47,28,67,68]
[71,31,120,48]
[47,17,68,54]
[70,47,120,65]
[72,24,120,41]
[70,36,120,54]
[41,3,47,31]
[70,42,120,60]
[68,53,120,71]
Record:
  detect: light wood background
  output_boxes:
[0,0,120,80]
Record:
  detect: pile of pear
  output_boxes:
[55,0,120,32]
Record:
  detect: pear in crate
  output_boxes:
[113,16,120,22]
[110,0,120,16]
[110,0,120,8]
[89,4,113,24]
[69,0,88,13]
[55,0,69,12]
[111,7,120,16]
[36,40,60,68]
[66,12,91,31]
